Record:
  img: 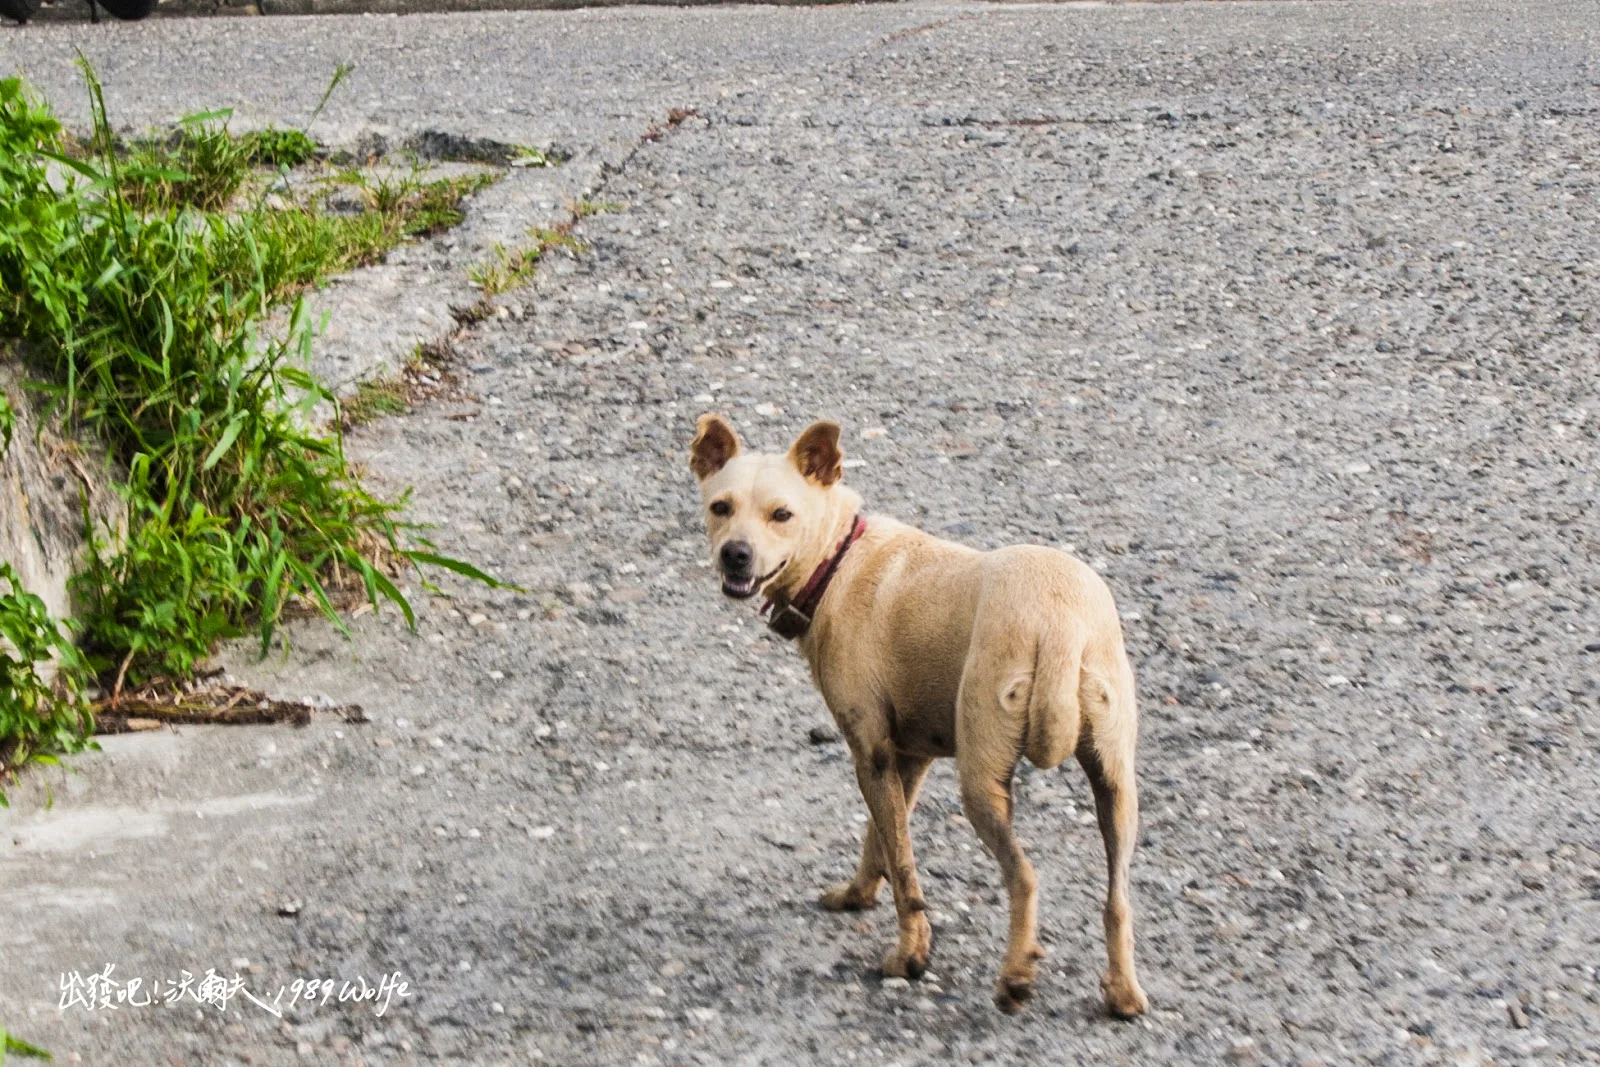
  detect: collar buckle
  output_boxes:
[766,603,812,641]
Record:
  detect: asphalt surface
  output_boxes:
[2,2,1598,1065]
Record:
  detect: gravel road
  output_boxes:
[2,2,1598,1065]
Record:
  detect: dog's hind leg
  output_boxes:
[956,668,1045,1013]
[820,754,932,912]
[1077,686,1150,1019]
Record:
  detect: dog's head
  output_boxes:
[688,414,859,600]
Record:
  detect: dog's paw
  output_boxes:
[818,883,878,912]
[881,945,929,981]
[993,974,1035,1014]
[993,948,1042,1014]
[1101,971,1149,1019]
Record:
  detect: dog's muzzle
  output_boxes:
[721,559,785,600]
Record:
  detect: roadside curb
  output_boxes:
[27,0,861,20]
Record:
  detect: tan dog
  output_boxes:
[688,414,1149,1017]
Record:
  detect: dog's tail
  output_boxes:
[1023,629,1084,770]
[1024,626,1136,772]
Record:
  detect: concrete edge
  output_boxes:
[24,0,876,22]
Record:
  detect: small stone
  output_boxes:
[529,825,556,840]
[660,960,688,978]
[881,976,911,991]
[560,581,597,606]
[860,427,888,440]
[491,1002,505,1015]
[807,725,841,745]
[1507,1002,1529,1028]
[1226,1038,1263,1067]
[278,900,302,917]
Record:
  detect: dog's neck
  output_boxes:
[768,485,862,605]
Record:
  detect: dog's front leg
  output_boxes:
[849,737,932,979]
[821,754,933,912]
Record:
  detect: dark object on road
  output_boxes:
[95,0,158,19]
[0,0,41,25]
[1,0,156,21]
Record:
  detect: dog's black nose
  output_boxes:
[720,540,754,574]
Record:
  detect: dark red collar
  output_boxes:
[761,516,866,640]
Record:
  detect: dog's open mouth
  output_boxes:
[721,560,785,600]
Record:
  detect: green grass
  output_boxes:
[509,144,551,168]
[1,1025,53,1060]
[468,241,543,295]
[468,223,587,295]
[341,375,410,427]
[0,64,505,797]
[120,109,255,213]
[571,197,623,218]
[0,561,95,803]
[219,170,497,299]
[245,126,318,169]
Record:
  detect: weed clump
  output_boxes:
[342,376,410,427]
[0,560,94,800]
[121,110,254,212]
[469,223,587,296]
[0,64,501,776]
[246,126,318,169]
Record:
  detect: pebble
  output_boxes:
[1226,1038,1264,1067]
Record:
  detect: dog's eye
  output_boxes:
[771,508,793,523]
[709,500,732,517]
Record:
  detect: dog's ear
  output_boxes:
[690,413,742,480]
[788,420,843,487]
